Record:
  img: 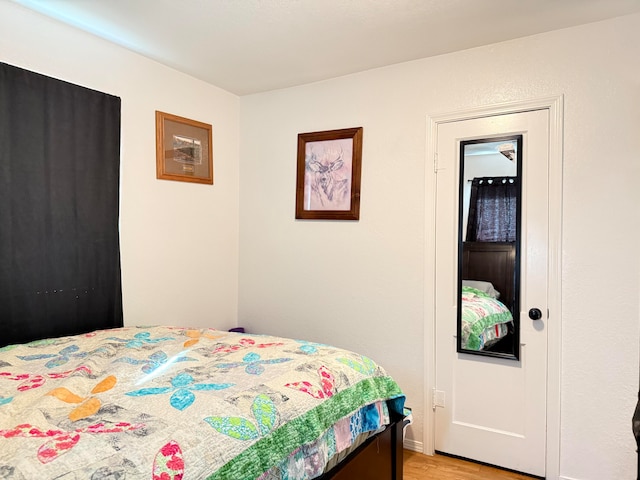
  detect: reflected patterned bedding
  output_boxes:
[461,286,513,350]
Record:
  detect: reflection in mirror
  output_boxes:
[457,136,522,359]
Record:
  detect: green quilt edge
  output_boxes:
[464,311,513,350]
[468,311,513,336]
[206,376,404,480]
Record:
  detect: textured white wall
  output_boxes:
[239,14,640,480]
[0,2,241,331]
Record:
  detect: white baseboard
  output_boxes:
[403,438,423,453]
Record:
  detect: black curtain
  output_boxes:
[0,63,123,347]
[466,176,518,242]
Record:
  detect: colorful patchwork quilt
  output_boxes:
[0,326,404,479]
[461,286,513,351]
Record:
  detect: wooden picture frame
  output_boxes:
[295,127,363,220]
[156,111,213,184]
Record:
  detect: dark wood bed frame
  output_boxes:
[322,411,405,480]
[462,241,516,313]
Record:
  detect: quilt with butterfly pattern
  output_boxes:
[0,326,404,479]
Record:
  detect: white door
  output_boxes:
[434,109,549,477]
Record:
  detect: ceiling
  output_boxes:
[12,0,640,96]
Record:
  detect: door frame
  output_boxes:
[423,96,563,479]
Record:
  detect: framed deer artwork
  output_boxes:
[295,127,363,220]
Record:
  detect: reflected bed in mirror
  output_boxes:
[457,136,522,360]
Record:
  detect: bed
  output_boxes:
[460,241,516,352]
[0,326,405,479]
[460,284,513,350]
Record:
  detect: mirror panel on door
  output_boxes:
[457,136,522,359]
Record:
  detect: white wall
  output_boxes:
[0,2,240,331]
[239,14,640,480]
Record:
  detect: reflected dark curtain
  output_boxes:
[466,176,518,242]
[0,63,123,347]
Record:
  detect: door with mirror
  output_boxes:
[434,109,549,477]
[457,136,521,359]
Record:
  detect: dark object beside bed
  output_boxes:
[633,391,640,479]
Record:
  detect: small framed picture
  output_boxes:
[295,127,363,220]
[156,111,213,185]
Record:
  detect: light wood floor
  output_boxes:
[403,450,536,480]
